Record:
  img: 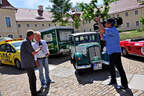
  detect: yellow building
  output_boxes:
[0,0,95,38]
[109,0,144,31]
[1,0,144,38]
[0,0,17,38]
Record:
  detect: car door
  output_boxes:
[0,44,9,64]
[125,41,135,54]
[5,44,16,65]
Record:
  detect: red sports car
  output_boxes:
[120,38,144,57]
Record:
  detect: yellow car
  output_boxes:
[0,39,23,69]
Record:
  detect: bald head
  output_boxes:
[34,31,41,42]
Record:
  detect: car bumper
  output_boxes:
[76,64,91,69]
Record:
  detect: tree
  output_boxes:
[50,0,72,26]
[140,17,144,31]
[79,0,118,23]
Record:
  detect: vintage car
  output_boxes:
[0,39,23,69]
[69,32,109,75]
[39,26,74,55]
[120,38,144,57]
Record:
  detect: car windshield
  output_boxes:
[11,42,22,50]
[74,34,99,45]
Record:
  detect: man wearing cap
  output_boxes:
[95,17,129,89]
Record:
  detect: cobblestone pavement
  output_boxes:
[0,55,144,96]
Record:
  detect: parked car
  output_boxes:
[39,26,74,55]
[0,39,23,69]
[69,32,109,75]
[120,38,144,57]
[0,37,12,42]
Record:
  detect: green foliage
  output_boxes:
[120,30,144,40]
[71,15,81,29]
[50,0,72,26]
[79,0,118,23]
[140,17,144,31]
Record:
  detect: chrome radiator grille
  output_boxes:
[88,46,101,62]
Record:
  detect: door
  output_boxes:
[5,44,16,65]
[0,44,15,65]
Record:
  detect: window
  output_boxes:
[5,17,11,27]
[42,24,45,27]
[0,44,6,51]
[35,24,37,27]
[125,12,128,17]
[126,22,130,28]
[0,0,2,4]
[19,35,23,38]
[8,34,13,38]
[5,44,16,53]
[18,24,21,28]
[26,24,30,27]
[136,21,139,27]
[135,10,138,15]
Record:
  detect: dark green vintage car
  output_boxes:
[40,26,74,55]
[69,32,109,75]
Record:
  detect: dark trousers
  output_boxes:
[26,68,37,96]
[109,53,128,87]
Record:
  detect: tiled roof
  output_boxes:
[109,0,144,14]
[0,0,16,9]
[16,8,53,22]
[16,8,79,22]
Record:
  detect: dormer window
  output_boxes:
[0,0,2,5]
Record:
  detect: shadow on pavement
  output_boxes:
[49,55,70,65]
[114,85,134,96]
[0,65,25,75]
[75,68,121,85]
[75,69,110,85]
[39,83,50,96]
[123,55,144,62]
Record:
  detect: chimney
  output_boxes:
[37,5,43,16]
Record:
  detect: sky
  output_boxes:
[8,0,103,9]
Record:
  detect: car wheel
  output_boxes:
[15,60,21,69]
[0,61,3,66]
[122,48,128,57]
[76,69,83,76]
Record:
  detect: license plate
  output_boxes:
[93,63,102,70]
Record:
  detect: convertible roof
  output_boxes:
[70,32,98,36]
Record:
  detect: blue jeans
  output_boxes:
[38,58,51,86]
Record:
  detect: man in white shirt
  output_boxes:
[33,31,54,88]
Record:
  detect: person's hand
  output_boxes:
[39,45,43,50]
[46,52,50,57]
[35,60,40,67]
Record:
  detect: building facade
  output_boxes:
[1,0,144,38]
[0,0,17,38]
[109,0,144,31]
